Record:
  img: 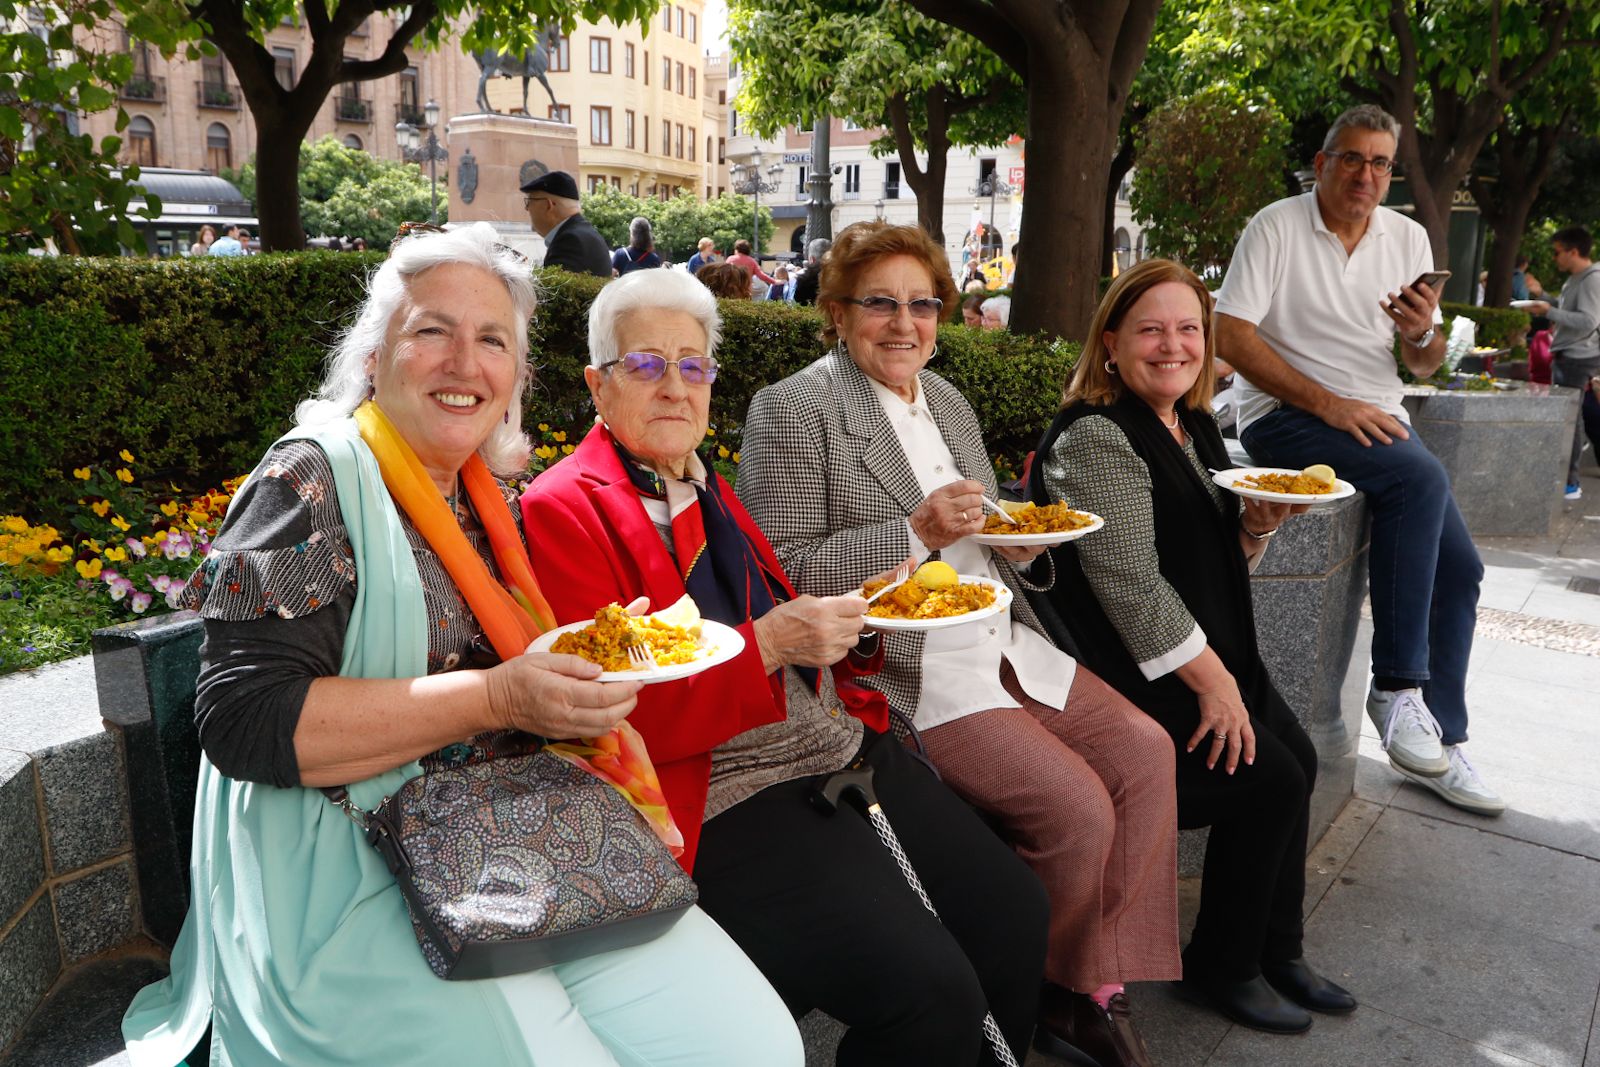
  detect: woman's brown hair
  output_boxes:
[816,220,960,346]
[696,262,751,299]
[1061,258,1216,411]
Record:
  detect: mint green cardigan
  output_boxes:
[122,420,536,1066]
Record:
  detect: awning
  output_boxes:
[120,168,256,226]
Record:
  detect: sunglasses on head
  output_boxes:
[395,221,531,264]
[843,295,944,319]
[600,351,720,384]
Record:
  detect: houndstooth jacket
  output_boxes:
[736,346,1056,720]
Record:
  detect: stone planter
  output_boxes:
[1402,383,1582,537]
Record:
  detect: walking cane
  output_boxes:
[813,763,1022,1067]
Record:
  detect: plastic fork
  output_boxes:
[627,642,660,674]
[864,560,914,606]
[981,495,1019,524]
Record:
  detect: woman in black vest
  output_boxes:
[1027,259,1357,1035]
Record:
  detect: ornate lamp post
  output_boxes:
[396,98,448,224]
[971,174,1013,257]
[729,148,782,254]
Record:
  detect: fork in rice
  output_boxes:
[627,641,661,674]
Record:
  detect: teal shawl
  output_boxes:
[122,420,535,1066]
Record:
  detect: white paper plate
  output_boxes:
[969,511,1105,546]
[528,618,745,684]
[1212,467,1357,505]
[860,575,1012,632]
[1510,299,1540,309]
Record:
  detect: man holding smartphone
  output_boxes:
[1213,104,1503,816]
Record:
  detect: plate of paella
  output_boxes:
[858,565,1012,632]
[1212,465,1356,505]
[529,598,745,684]
[968,500,1105,546]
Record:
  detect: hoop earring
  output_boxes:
[1105,360,1118,376]
[928,342,940,361]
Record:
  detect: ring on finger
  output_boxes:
[1214,732,1227,742]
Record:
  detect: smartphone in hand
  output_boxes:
[1409,269,1451,292]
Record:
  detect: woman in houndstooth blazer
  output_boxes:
[738,222,1181,1067]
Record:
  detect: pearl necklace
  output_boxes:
[1161,410,1180,430]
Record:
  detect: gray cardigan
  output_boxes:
[1548,262,1600,360]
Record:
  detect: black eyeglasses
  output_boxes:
[843,295,945,319]
[600,351,720,384]
[1329,151,1396,176]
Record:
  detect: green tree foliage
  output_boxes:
[1,0,203,253]
[229,137,444,249]
[729,0,1021,243]
[1130,86,1289,273]
[186,0,659,251]
[580,185,772,261]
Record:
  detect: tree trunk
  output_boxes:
[887,91,948,245]
[1472,123,1563,307]
[251,115,318,250]
[1101,129,1136,278]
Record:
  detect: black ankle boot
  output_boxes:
[1261,958,1358,1014]
[1174,974,1313,1034]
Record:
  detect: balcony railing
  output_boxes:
[120,74,166,103]
[196,80,240,110]
[883,183,900,200]
[395,102,426,127]
[335,96,372,123]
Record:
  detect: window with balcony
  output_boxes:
[884,160,900,199]
[675,62,683,95]
[626,109,635,148]
[590,36,610,73]
[624,42,634,78]
[843,163,861,195]
[591,106,612,145]
[397,66,422,126]
[272,47,295,91]
[688,67,695,98]
[199,54,236,108]
[688,125,695,161]
[978,157,996,186]
[336,63,369,122]
[674,6,683,36]
[548,35,570,72]
[206,122,231,172]
[688,11,697,41]
[662,55,671,86]
[549,104,572,124]
[125,116,157,166]
[120,31,163,102]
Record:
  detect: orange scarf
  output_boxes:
[353,402,683,854]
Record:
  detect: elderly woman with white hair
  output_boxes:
[522,268,1050,1067]
[121,223,800,1067]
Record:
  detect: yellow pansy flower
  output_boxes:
[538,422,550,432]
[561,443,575,454]
[732,451,741,463]
[717,445,730,459]
[73,467,92,480]
[47,545,73,563]
[534,445,557,461]
[120,449,136,463]
[85,538,103,552]
[160,500,180,517]
[77,558,104,579]
[1,516,26,533]
[111,515,132,532]
[551,431,567,442]
[91,500,112,517]
[115,468,134,484]
[104,546,128,562]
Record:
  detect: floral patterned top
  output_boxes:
[185,439,537,787]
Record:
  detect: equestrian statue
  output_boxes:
[473,26,562,116]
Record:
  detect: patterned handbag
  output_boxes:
[328,751,698,980]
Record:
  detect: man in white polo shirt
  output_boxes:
[1214,104,1503,816]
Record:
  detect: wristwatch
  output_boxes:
[1406,326,1437,347]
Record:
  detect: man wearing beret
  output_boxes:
[522,170,612,277]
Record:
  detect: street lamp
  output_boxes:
[971,174,1013,257]
[875,198,885,220]
[730,148,782,254]
[396,98,448,224]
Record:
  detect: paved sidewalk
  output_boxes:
[1031,462,1600,1067]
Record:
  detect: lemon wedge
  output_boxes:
[913,561,960,591]
[648,594,703,636]
[1301,464,1336,490]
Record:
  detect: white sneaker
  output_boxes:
[1366,685,1450,777]
[1397,745,1506,816]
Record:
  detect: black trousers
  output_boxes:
[693,731,1050,1067]
[1162,695,1317,982]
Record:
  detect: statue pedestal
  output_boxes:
[444,113,579,261]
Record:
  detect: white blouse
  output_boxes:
[867,376,1075,731]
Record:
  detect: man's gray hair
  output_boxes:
[295,221,537,474]
[1322,104,1402,153]
[588,268,722,369]
[806,237,831,263]
[629,216,654,246]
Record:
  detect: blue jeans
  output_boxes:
[1243,406,1482,744]
[1552,354,1600,484]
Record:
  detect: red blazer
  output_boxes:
[521,424,887,871]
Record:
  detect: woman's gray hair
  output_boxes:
[1322,104,1402,152]
[295,221,537,475]
[587,268,721,369]
[982,295,1012,327]
[628,216,654,248]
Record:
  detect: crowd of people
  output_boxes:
[123,104,1545,1067]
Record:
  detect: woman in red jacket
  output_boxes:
[522,268,1047,1067]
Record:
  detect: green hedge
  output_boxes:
[1440,301,1531,356]
[0,256,1078,522]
